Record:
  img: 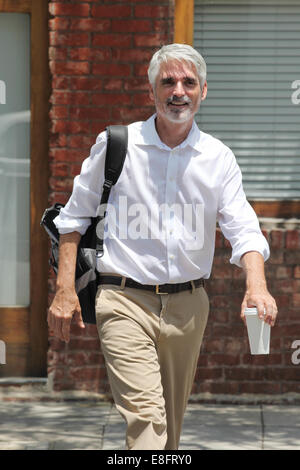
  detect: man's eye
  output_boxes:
[185,79,196,86]
[161,78,175,86]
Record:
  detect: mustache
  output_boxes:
[166,95,192,105]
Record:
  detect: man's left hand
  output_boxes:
[241,288,278,327]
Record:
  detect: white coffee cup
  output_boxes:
[244,307,270,355]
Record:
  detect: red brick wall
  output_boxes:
[47,1,300,401]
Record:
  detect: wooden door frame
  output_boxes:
[0,0,49,376]
[174,0,300,218]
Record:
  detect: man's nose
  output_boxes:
[173,80,185,97]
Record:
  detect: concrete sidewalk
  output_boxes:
[0,399,300,450]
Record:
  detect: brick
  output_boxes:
[285,251,300,265]
[208,354,240,366]
[50,61,90,75]
[294,266,300,278]
[51,91,89,106]
[49,105,68,119]
[135,5,169,17]
[206,382,240,395]
[70,18,111,32]
[124,77,150,92]
[292,293,300,307]
[111,106,152,122]
[69,47,110,62]
[112,19,151,33]
[68,121,90,134]
[268,250,284,265]
[50,162,69,177]
[91,5,131,18]
[92,93,131,106]
[153,19,170,33]
[134,63,149,77]
[93,34,132,48]
[52,76,70,89]
[49,17,70,31]
[69,106,110,121]
[286,230,300,250]
[211,265,232,279]
[195,367,223,380]
[270,229,285,249]
[68,135,95,149]
[70,77,103,91]
[50,148,85,163]
[68,366,106,381]
[50,32,89,47]
[50,132,68,147]
[240,382,281,394]
[272,279,295,294]
[225,367,266,381]
[134,33,168,47]
[92,63,131,77]
[70,163,83,177]
[49,46,68,61]
[275,266,293,279]
[49,177,74,192]
[111,48,153,63]
[202,338,224,353]
[103,79,124,91]
[132,93,152,107]
[49,3,90,17]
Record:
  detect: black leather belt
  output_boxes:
[98,275,204,294]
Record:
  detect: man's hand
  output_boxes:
[240,251,278,327]
[48,287,85,343]
[240,287,278,327]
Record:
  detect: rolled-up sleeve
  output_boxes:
[217,149,270,267]
[54,132,107,235]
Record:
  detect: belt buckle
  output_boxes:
[155,284,168,295]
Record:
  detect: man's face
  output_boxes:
[149,59,207,124]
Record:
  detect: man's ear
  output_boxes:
[201,81,208,101]
[149,84,155,103]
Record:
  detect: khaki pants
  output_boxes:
[95,277,209,450]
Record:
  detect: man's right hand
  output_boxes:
[48,287,85,343]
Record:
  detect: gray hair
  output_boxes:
[148,43,207,90]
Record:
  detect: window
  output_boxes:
[0,0,49,377]
[175,0,300,217]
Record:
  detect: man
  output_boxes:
[49,44,278,450]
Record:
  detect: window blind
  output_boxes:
[194,0,300,200]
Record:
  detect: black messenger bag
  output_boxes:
[41,125,128,324]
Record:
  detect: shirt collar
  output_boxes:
[135,114,202,153]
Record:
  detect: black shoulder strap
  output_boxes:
[96,125,128,257]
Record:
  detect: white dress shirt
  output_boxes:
[54,114,269,284]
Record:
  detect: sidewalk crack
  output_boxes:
[260,404,265,450]
[99,402,114,450]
